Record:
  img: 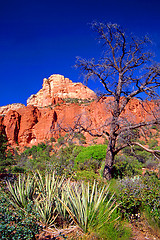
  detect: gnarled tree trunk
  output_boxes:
[103,126,117,180]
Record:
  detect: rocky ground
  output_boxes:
[35,219,160,240]
[129,218,160,240]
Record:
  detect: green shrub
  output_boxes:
[0,192,40,239]
[117,175,160,226]
[148,139,158,148]
[122,146,152,164]
[98,213,131,240]
[74,145,107,171]
[73,170,100,182]
[10,165,25,173]
[14,143,53,173]
[112,155,142,179]
[50,145,83,176]
[142,174,160,227]
[0,134,14,172]
[117,176,144,219]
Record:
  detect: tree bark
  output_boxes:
[103,131,117,180]
[103,146,115,180]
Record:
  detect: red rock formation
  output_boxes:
[3,110,21,144]
[0,97,158,147]
[0,73,159,147]
[17,106,41,145]
[27,74,96,107]
[0,116,5,134]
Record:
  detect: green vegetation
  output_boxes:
[112,155,143,179]
[117,174,160,227]
[0,130,160,239]
[63,98,95,105]
[2,172,130,239]
[74,144,107,171]
[0,134,14,172]
[0,192,40,239]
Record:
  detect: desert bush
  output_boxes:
[148,138,158,148]
[73,170,100,182]
[112,155,142,179]
[74,145,107,171]
[97,213,131,240]
[50,144,83,176]
[117,175,160,226]
[142,174,160,227]
[117,176,144,219]
[14,143,53,173]
[0,134,14,172]
[122,145,153,164]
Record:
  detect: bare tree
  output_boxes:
[75,22,160,179]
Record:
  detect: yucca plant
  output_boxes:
[34,171,64,227]
[59,180,119,233]
[34,197,58,227]
[7,173,35,209]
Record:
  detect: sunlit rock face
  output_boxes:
[27,74,97,107]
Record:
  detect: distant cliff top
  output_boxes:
[0,103,25,116]
[27,74,97,107]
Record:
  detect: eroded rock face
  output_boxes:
[3,110,21,144]
[0,116,5,134]
[1,97,158,147]
[27,74,97,107]
[17,106,41,145]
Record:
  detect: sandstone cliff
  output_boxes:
[0,97,158,147]
[27,74,97,107]
[0,74,159,147]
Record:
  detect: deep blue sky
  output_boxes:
[1,0,160,106]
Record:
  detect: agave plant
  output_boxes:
[59,180,119,233]
[7,173,35,209]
